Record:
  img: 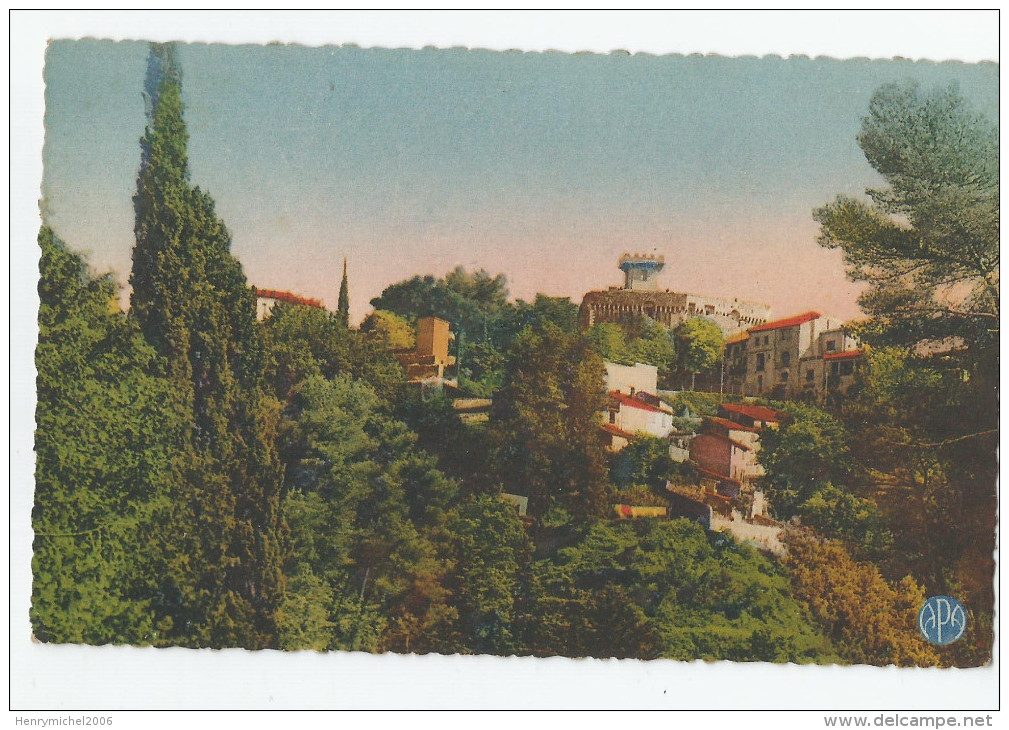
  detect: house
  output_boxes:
[603,390,675,448]
[664,481,784,555]
[598,361,675,451]
[723,310,863,401]
[718,402,782,430]
[689,402,783,499]
[253,287,325,321]
[665,489,714,529]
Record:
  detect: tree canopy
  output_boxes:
[360,309,415,351]
[33,226,187,644]
[815,81,998,364]
[783,529,938,667]
[526,519,836,662]
[814,80,997,666]
[489,322,609,518]
[277,375,458,653]
[337,258,350,327]
[674,316,724,388]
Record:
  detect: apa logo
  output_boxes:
[918,595,967,645]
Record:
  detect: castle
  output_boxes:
[578,253,771,336]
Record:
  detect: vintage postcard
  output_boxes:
[12,11,999,714]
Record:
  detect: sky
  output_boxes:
[41,40,997,326]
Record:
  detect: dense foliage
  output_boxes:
[783,529,938,666]
[370,268,583,396]
[815,81,998,366]
[525,519,836,662]
[489,322,610,518]
[33,227,187,644]
[277,375,458,653]
[811,81,997,666]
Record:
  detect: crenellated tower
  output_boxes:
[619,252,665,291]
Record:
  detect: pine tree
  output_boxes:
[337,257,350,327]
[130,43,285,648]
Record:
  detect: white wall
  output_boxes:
[616,402,673,438]
[604,361,658,395]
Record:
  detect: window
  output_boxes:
[609,410,617,424]
[780,370,788,382]
[840,361,854,376]
[806,369,814,382]
[826,340,837,351]
[756,353,765,372]
[830,362,840,376]
[781,352,791,366]
[705,304,715,315]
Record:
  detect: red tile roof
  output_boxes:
[823,348,862,361]
[720,402,783,423]
[706,415,757,433]
[748,310,820,333]
[609,390,664,414]
[254,287,324,309]
[695,429,753,452]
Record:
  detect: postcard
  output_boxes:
[11,10,1000,715]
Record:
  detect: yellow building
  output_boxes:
[394,316,456,381]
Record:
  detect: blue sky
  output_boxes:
[42,39,998,324]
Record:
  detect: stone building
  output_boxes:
[579,253,772,337]
[394,316,457,382]
[689,403,782,499]
[723,310,862,400]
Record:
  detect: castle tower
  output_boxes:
[619,252,665,291]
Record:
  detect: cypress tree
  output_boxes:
[130,43,285,648]
[337,257,350,326]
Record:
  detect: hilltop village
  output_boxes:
[34,46,993,665]
[251,252,866,554]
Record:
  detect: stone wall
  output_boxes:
[580,288,770,336]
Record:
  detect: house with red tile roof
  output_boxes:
[718,402,782,429]
[598,361,675,451]
[601,389,675,451]
[690,401,782,498]
[689,402,784,499]
[254,287,325,320]
[723,309,863,401]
